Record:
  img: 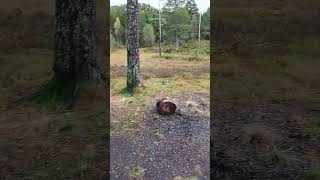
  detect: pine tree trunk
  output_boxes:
[175,29,179,50]
[127,0,142,89]
[54,0,102,88]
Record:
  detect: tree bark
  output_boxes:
[54,0,102,88]
[127,0,142,89]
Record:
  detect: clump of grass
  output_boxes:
[194,165,203,176]
[305,120,320,137]
[119,85,140,97]
[0,75,15,88]
[119,88,132,97]
[30,79,75,110]
[173,176,198,180]
[57,116,76,132]
[242,123,275,150]
[163,47,175,53]
[154,132,165,141]
[187,50,199,61]
[271,148,288,166]
[129,166,145,179]
[305,163,320,180]
[164,53,173,59]
[58,121,74,132]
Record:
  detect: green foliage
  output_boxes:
[119,85,136,97]
[185,0,199,16]
[163,7,190,45]
[163,0,186,12]
[110,5,127,46]
[142,24,155,47]
[164,53,173,59]
[201,8,210,40]
[110,33,116,49]
[110,1,209,49]
[188,49,199,61]
[111,3,160,47]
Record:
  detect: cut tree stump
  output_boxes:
[156,98,177,115]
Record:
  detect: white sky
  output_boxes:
[110,0,210,13]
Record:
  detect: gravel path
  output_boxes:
[111,97,210,179]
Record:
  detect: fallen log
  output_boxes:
[156,98,177,115]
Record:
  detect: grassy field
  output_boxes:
[110,45,210,135]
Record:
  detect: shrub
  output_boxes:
[164,53,173,59]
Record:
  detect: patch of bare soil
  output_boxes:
[110,95,210,179]
[0,106,107,179]
[0,107,54,178]
[212,99,320,179]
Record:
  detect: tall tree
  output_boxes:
[163,0,185,12]
[127,0,142,91]
[185,0,198,17]
[143,24,155,47]
[110,5,127,46]
[163,0,186,49]
[201,8,210,40]
[185,0,199,41]
[190,13,198,40]
[114,17,122,46]
[53,0,103,106]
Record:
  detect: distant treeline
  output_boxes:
[110,0,210,49]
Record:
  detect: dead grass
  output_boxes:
[242,123,276,150]
[110,48,210,135]
[213,50,320,105]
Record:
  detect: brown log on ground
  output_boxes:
[156,98,177,115]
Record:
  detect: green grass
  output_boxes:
[164,53,173,59]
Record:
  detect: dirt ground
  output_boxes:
[0,49,108,179]
[212,100,320,179]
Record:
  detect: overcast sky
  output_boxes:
[110,0,210,13]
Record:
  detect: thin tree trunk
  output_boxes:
[127,0,142,89]
[54,0,102,84]
[158,0,162,57]
[175,28,179,50]
[198,12,201,58]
